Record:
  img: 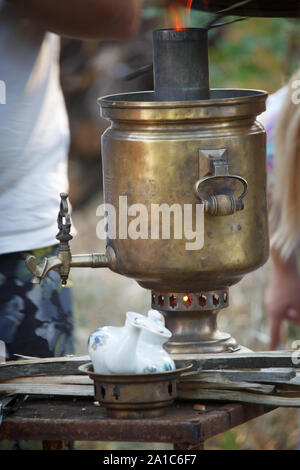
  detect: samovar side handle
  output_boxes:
[194,150,248,216]
[25,193,116,285]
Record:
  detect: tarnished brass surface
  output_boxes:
[26,248,116,285]
[99,89,269,293]
[79,362,193,419]
[98,89,268,355]
[151,289,239,355]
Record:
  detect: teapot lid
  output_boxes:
[126,311,172,339]
[147,309,165,325]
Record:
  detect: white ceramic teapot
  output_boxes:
[88,310,175,375]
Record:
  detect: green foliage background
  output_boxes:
[142,2,300,93]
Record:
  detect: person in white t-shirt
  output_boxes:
[0,0,141,361]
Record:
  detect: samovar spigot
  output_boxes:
[26,193,116,285]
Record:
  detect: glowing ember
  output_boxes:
[183,295,192,307]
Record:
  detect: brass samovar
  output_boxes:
[26,27,269,359]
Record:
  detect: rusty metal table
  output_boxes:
[0,396,275,450]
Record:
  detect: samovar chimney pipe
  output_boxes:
[153,28,210,101]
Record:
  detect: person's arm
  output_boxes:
[264,246,300,349]
[6,0,141,40]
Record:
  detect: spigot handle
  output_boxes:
[25,192,115,285]
[56,193,73,285]
[56,192,73,248]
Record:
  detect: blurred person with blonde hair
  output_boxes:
[260,67,300,350]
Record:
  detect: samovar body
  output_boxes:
[99,89,268,356]
[100,89,268,291]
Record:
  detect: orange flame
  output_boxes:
[169,5,184,30]
[169,1,194,31]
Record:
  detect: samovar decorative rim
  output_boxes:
[99,89,267,108]
[99,89,268,122]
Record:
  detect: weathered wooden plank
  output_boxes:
[177,387,300,407]
[176,351,300,371]
[1,351,299,382]
[182,380,275,394]
[0,356,90,381]
[180,368,296,385]
[0,382,94,396]
[2,375,93,385]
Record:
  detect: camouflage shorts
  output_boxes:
[0,246,74,361]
